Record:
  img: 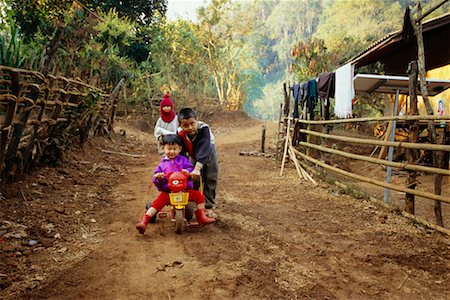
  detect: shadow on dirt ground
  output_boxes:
[1,112,449,299]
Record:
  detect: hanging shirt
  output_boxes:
[334,63,355,118]
[318,72,335,105]
[318,72,335,120]
[291,83,301,118]
[308,79,318,120]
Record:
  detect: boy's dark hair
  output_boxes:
[159,134,183,146]
[178,108,197,121]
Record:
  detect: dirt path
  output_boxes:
[8,120,450,299]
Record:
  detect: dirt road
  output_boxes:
[4,117,450,299]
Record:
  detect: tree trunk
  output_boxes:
[41,27,65,76]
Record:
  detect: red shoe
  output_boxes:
[136,214,151,234]
[195,209,215,225]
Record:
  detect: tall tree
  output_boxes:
[197,0,257,110]
[316,0,403,61]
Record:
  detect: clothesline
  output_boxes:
[289,63,355,120]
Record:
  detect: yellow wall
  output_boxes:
[416,65,450,115]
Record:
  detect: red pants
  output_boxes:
[151,190,204,211]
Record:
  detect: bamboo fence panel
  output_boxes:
[0,64,119,186]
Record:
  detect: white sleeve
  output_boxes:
[154,118,163,139]
[154,117,179,139]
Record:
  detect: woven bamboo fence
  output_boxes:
[0,65,122,188]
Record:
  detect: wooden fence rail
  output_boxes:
[295,115,450,125]
[0,65,121,190]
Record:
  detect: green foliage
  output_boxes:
[94,8,135,53]
[291,38,337,82]
[10,0,73,40]
[316,0,403,61]
[86,0,167,27]
[0,17,26,67]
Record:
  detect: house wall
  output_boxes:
[417,65,450,116]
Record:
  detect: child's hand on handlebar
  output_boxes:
[181,169,190,176]
[190,168,201,178]
[153,172,165,180]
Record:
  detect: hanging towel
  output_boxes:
[334,63,354,118]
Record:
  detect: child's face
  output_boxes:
[162,143,182,159]
[162,105,172,113]
[179,117,198,136]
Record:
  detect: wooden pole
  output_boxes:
[283,82,290,118]
[280,117,291,176]
[288,147,303,180]
[288,145,317,186]
[413,3,442,226]
[405,60,419,214]
[0,70,19,189]
[261,125,266,154]
[384,89,400,203]
[276,103,283,160]
[287,134,318,185]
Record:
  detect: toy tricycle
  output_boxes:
[146,172,199,234]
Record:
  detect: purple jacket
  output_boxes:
[153,154,194,192]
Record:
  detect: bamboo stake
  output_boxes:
[287,147,303,179]
[280,117,291,176]
[289,146,318,186]
[287,136,318,185]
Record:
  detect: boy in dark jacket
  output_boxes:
[178,108,219,209]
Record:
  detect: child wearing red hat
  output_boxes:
[154,93,179,152]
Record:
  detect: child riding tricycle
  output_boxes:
[136,134,215,235]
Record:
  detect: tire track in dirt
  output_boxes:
[21,120,450,300]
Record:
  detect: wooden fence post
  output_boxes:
[405,60,419,214]
[413,3,443,225]
[0,70,20,188]
[261,124,266,154]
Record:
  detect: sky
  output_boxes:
[167,0,210,21]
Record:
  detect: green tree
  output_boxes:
[291,38,337,82]
[316,0,403,61]
[197,0,258,110]
[9,0,73,40]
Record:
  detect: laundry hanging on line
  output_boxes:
[334,63,354,118]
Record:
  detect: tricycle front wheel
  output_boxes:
[175,209,185,234]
